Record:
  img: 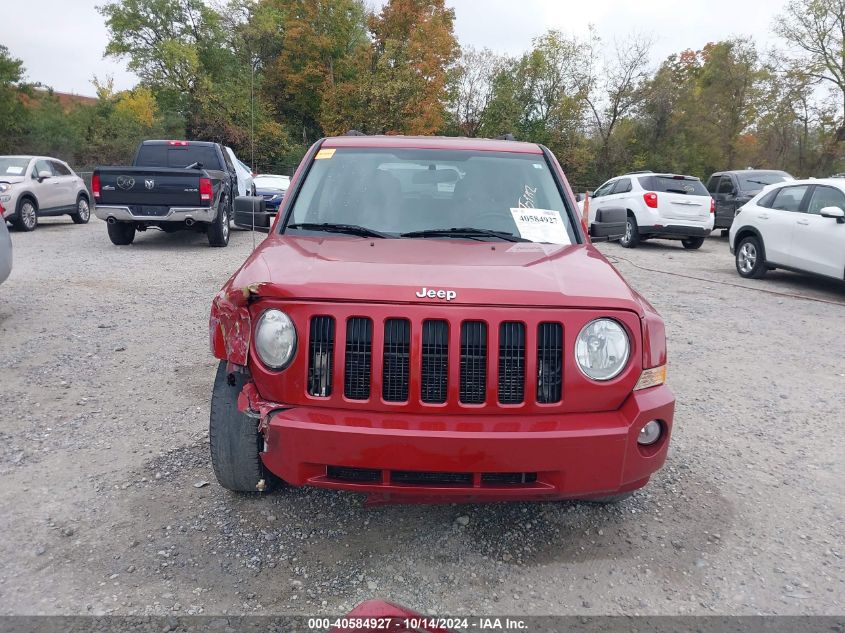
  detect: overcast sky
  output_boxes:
[4,0,786,97]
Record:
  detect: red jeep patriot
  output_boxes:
[208,135,675,504]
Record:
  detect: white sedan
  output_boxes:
[729,178,845,281]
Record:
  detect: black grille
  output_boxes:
[498,322,525,404]
[537,322,563,403]
[307,316,334,397]
[421,320,449,403]
[327,466,381,482]
[481,472,538,485]
[344,317,372,400]
[392,471,473,486]
[382,319,410,402]
[460,321,487,404]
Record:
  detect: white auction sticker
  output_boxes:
[510,208,570,245]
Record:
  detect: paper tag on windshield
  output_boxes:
[5,166,23,175]
[510,208,570,245]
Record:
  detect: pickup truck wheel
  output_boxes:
[209,361,272,492]
[107,221,136,245]
[207,197,231,247]
[735,235,767,279]
[14,197,38,232]
[619,214,640,248]
[71,195,91,224]
[681,236,705,250]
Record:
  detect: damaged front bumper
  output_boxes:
[238,381,675,504]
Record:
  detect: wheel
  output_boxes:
[70,195,90,224]
[207,196,230,247]
[107,222,136,245]
[735,235,767,279]
[681,236,705,250]
[13,197,38,231]
[619,213,640,248]
[209,361,271,492]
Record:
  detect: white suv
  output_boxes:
[587,171,714,249]
[729,179,845,280]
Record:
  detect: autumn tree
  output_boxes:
[254,0,367,143]
[323,0,459,135]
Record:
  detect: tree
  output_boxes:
[776,0,845,125]
[322,0,459,135]
[0,45,29,153]
[98,0,230,121]
[257,0,368,143]
[448,47,505,137]
[585,33,652,179]
[481,30,591,174]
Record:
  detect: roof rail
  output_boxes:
[624,170,653,175]
[345,129,366,136]
[495,133,516,141]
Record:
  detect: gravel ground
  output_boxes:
[0,218,842,617]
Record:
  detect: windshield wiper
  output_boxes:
[665,188,691,194]
[400,227,529,242]
[745,179,773,186]
[286,222,390,238]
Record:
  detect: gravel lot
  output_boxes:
[0,217,842,617]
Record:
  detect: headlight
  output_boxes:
[255,309,297,369]
[0,183,9,194]
[575,318,630,381]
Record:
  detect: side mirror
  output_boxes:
[233,195,271,233]
[819,206,845,223]
[38,170,52,181]
[589,206,626,242]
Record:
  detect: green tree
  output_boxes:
[0,45,29,153]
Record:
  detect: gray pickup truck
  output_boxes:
[93,140,237,247]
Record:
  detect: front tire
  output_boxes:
[209,361,270,492]
[71,195,91,224]
[681,236,705,250]
[619,213,640,248]
[207,197,230,247]
[735,235,767,279]
[107,222,136,245]
[14,197,38,232]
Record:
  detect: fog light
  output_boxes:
[638,420,662,446]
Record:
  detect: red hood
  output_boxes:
[227,236,644,314]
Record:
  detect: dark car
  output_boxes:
[706,169,793,230]
[93,140,237,247]
[254,174,289,211]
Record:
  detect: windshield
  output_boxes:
[0,157,31,177]
[738,172,790,191]
[255,175,289,190]
[283,148,577,244]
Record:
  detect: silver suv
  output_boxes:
[0,156,91,231]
